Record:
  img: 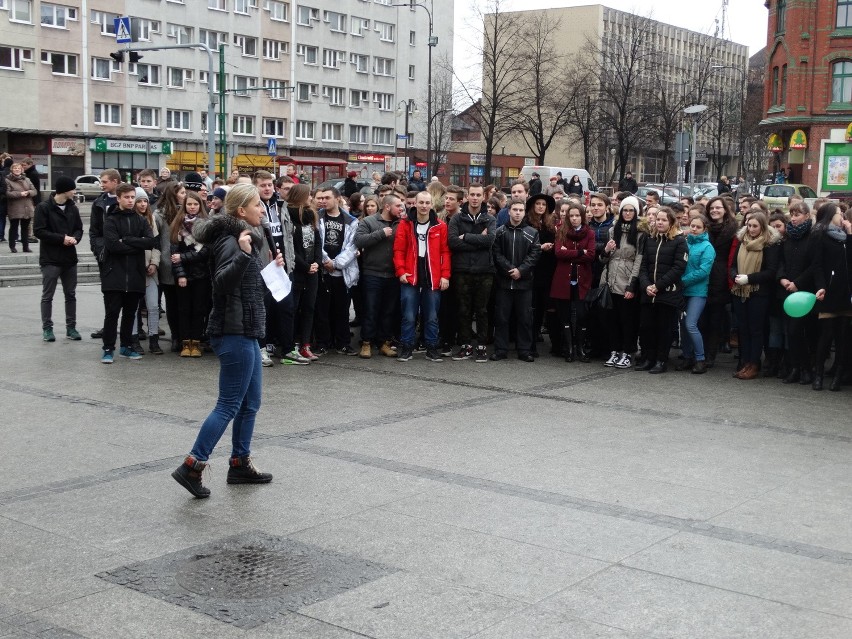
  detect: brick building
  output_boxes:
[761,0,852,194]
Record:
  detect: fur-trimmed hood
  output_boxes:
[735,224,782,245]
[193,213,252,244]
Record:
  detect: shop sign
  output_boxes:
[348,153,386,163]
[789,129,807,150]
[767,133,784,153]
[51,138,85,156]
[470,153,486,166]
[91,138,172,154]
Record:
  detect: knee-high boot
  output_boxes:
[562,325,574,363]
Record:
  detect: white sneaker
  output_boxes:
[604,351,619,367]
[615,353,632,369]
[260,348,273,367]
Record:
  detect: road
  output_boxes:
[0,282,850,638]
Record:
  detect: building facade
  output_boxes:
[760,0,852,195]
[0,0,453,185]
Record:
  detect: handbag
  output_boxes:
[586,282,612,310]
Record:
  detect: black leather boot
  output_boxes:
[799,368,813,385]
[577,328,591,362]
[812,365,824,391]
[172,456,210,498]
[830,368,844,392]
[227,455,273,484]
[782,367,801,384]
[562,326,574,362]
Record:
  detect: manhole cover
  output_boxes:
[175,549,316,599]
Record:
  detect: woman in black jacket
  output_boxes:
[172,184,284,499]
[700,196,738,367]
[777,201,819,384]
[811,202,852,390]
[728,212,782,380]
[170,191,211,358]
[287,184,323,361]
[636,207,688,373]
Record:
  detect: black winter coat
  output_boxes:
[447,208,496,274]
[492,220,541,290]
[33,196,83,266]
[707,221,737,305]
[639,233,688,308]
[777,229,819,294]
[289,206,322,284]
[728,230,782,300]
[23,165,40,206]
[170,236,211,282]
[813,231,852,314]
[89,192,117,263]
[101,209,158,293]
[194,214,266,338]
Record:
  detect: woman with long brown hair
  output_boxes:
[156,181,188,351]
[526,193,557,355]
[287,183,323,360]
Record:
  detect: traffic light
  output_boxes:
[108,51,142,64]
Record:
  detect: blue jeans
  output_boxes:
[190,334,262,461]
[400,283,441,347]
[361,274,400,344]
[680,296,707,361]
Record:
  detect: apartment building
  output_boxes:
[0,0,453,183]
[466,5,748,186]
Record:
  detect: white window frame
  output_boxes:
[232,114,254,136]
[167,23,192,44]
[321,122,343,142]
[373,57,393,76]
[351,17,369,36]
[295,120,315,140]
[296,44,318,65]
[208,0,226,11]
[233,75,257,96]
[296,82,318,102]
[373,92,393,112]
[233,34,257,57]
[262,39,287,60]
[167,67,191,88]
[322,48,344,69]
[10,0,32,23]
[40,3,77,28]
[166,109,192,131]
[323,85,345,106]
[409,30,415,46]
[408,64,415,80]
[265,0,288,21]
[41,51,77,76]
[372,126,393,146]
[234,0,253,15]
[296,5,319,25]
[201,112,223,134]
[323,10,345,32]
[134,18,160,41]
[199,29,225,50]
[91,57,113,81]
[350,89,369,108]
[0,46,32,71]
[90,10,118,35]
[264,78,290,100]
[349,124,368,144]
[131,106,160,128]
[263,117,287,137]
[375,21,394,42]
[350,53,369,73]
[94,102,121,126]
[131,63,161,86]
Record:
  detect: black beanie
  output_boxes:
[54,176,77,195]
[183,171,204,191]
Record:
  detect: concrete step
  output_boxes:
[0,253,98,266]
[0,262,101,277]
[0,271,101,288]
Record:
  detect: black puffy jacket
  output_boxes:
[639,233,688,308]
[707,221,737,305]
[447,207,496,274]
[101,208,158,293]
[492,220,541,290]
[813,230,852,314]
[170,234,211,282]
[195,214,266,338]
[33,196,83,266]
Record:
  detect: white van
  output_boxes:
[519,166,598,205]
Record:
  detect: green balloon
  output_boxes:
[783,291,817,318]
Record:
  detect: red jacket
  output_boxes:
[550,224,596,300]
[393,211,451,290]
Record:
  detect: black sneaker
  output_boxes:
[413,342,427,353]
[425,348,444,362]
[90,328,104,339]
[475,346,488,363]
[397,346,413,361]
[336,345,358,356]
[440,344,453,357]
[452,345,473,360]
[489,352,507,361]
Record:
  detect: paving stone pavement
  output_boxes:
[1,283,851,638]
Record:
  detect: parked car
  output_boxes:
[316,177,373,195]
[636,185,680,205]
[74,175,102,200]
[761,183,819,212]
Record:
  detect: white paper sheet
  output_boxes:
[260,262,291,302]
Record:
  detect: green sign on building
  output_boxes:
[822,142,852,192]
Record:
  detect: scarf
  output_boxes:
[732,233,767,299]
[179,213,203,247]
[827,224,847,242]
[786,218,811,241]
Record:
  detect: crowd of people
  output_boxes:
[17,164,852,496]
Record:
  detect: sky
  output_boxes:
[452,0,769,93]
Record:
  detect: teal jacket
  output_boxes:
[682,232,715,298]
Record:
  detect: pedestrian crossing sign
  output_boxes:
[115,17,132,44]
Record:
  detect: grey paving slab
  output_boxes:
[299,571,525,639]
[709,461,852,553]
[0,517,122,613]
[470,606,645,639]
[379,484,674,563]
[289,508,608,603]
[622,532,852,618]
[541,565,852,639]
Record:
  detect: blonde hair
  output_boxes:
[224,183,259,218]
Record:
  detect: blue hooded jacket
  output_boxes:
[682,231,716,298]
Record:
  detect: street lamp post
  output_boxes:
[397,99,417,152]
[392,1,436,177]
[684,104,708,195]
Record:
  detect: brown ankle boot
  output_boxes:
[189,339,202,357]
[180,340,192,357]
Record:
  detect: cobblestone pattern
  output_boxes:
[286,441,852,568]
[96,532,397,630]
[0,612,86,638]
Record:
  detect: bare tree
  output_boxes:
[426,62,455,178]
[510,12,575,165]
[565,83,604,174]
[455,0,526,184]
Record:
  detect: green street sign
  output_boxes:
[94,138,107,152]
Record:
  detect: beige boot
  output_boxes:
[380,341,397,357]
[359,341,372,359]
[180,340,192,357]
[190,340,202,357]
